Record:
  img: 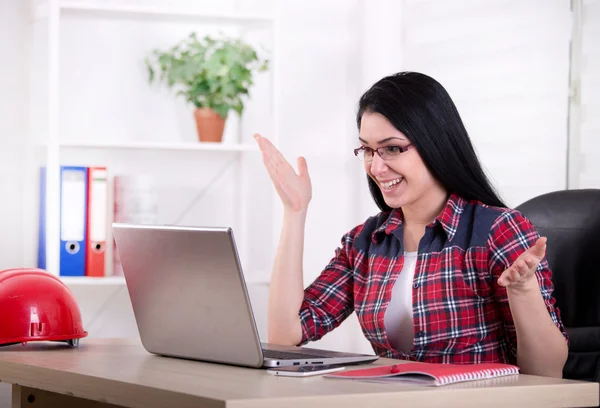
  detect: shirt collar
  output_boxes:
[371,193,465,244]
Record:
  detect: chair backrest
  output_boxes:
[516,189,600,382]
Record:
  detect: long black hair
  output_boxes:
[356,71,505,212]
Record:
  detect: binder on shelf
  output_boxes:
[38,166,89,276]
[37,168,47,270]
[59,166,88,277]
[85,166,108,277]
[112,175,159,276]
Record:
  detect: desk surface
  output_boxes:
[0,338,597,408]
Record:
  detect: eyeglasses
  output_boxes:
[353,144,414,162]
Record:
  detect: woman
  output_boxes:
[254,71,568,378]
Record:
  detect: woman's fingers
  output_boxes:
[297,156,309,179]
[509,266,520,281]
[497,238,547,288]
[256,134,296,177]
[254,133,312,212]
[256,135,294,185]
[256,134,285,166]
[257,136,287,181]
[523,256,538,270]
[530,237,547,259]
[498,255,540,287]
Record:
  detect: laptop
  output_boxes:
[112,223,379,368]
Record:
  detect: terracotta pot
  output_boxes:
[194,108,226,143]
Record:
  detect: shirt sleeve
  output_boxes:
[297,228,358,346]
[486,209,569,362]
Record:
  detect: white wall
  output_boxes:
[0,0,26,270]
[577,0,600,187]
[0,0,27,408]
[0,1,27,406]
[401,0,573,208]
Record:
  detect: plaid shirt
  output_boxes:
[298,193,567,364]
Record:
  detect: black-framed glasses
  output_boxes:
[353,144,414,162]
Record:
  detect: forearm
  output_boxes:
[267,209,307,345]
[508,280,568,378]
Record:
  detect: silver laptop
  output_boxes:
[112,223,379,368]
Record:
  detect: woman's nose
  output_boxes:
[369,153,388,175]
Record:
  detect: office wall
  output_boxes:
[401,0,573,208]
[0,2,27,403]
[578,0,600,187]
[0,0,26,270]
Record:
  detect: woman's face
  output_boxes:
[359,111,441,209]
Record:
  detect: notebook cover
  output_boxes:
[325,362,520,386]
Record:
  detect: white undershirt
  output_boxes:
[384,251,418,353]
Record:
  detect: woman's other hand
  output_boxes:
[497,237,547,295]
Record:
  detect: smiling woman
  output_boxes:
[254,71,569,379]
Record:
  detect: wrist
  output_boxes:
[506,277,540,297]
[283,208,308,222]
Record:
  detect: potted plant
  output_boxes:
[145,33,269,143]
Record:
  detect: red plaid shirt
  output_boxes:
[299,194,567,364]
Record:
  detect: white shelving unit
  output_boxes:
[34,2,274,23]
[41,140,260,152]
[61,276,126,286]
[26,0,280,286]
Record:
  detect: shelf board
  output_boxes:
[55,140,259,152]
[61,276,126,286]
[56,2,274,24]
[59,275,270,286]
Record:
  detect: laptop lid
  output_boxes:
[112,224,265,368]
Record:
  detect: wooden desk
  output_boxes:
[0,338,597,408]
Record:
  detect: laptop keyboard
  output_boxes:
[263,349,333,360]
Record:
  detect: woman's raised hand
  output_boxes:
[254,133,312,213]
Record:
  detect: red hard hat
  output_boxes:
[0,268,87,347]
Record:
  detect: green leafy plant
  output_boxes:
[145,33,269,119]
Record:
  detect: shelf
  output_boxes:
[27,0,277,290]
[61,276,126,286]
[49,140,259,152]
[34,2,274,24]
[59,275,270,286]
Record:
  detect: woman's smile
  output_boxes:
[379,177,405,193]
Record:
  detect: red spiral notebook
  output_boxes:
[325,362,519,386]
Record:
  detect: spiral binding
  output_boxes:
[438,367,519,385]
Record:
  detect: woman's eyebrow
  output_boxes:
[358,136,406,145]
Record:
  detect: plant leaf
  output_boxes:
[144,32,269,117]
